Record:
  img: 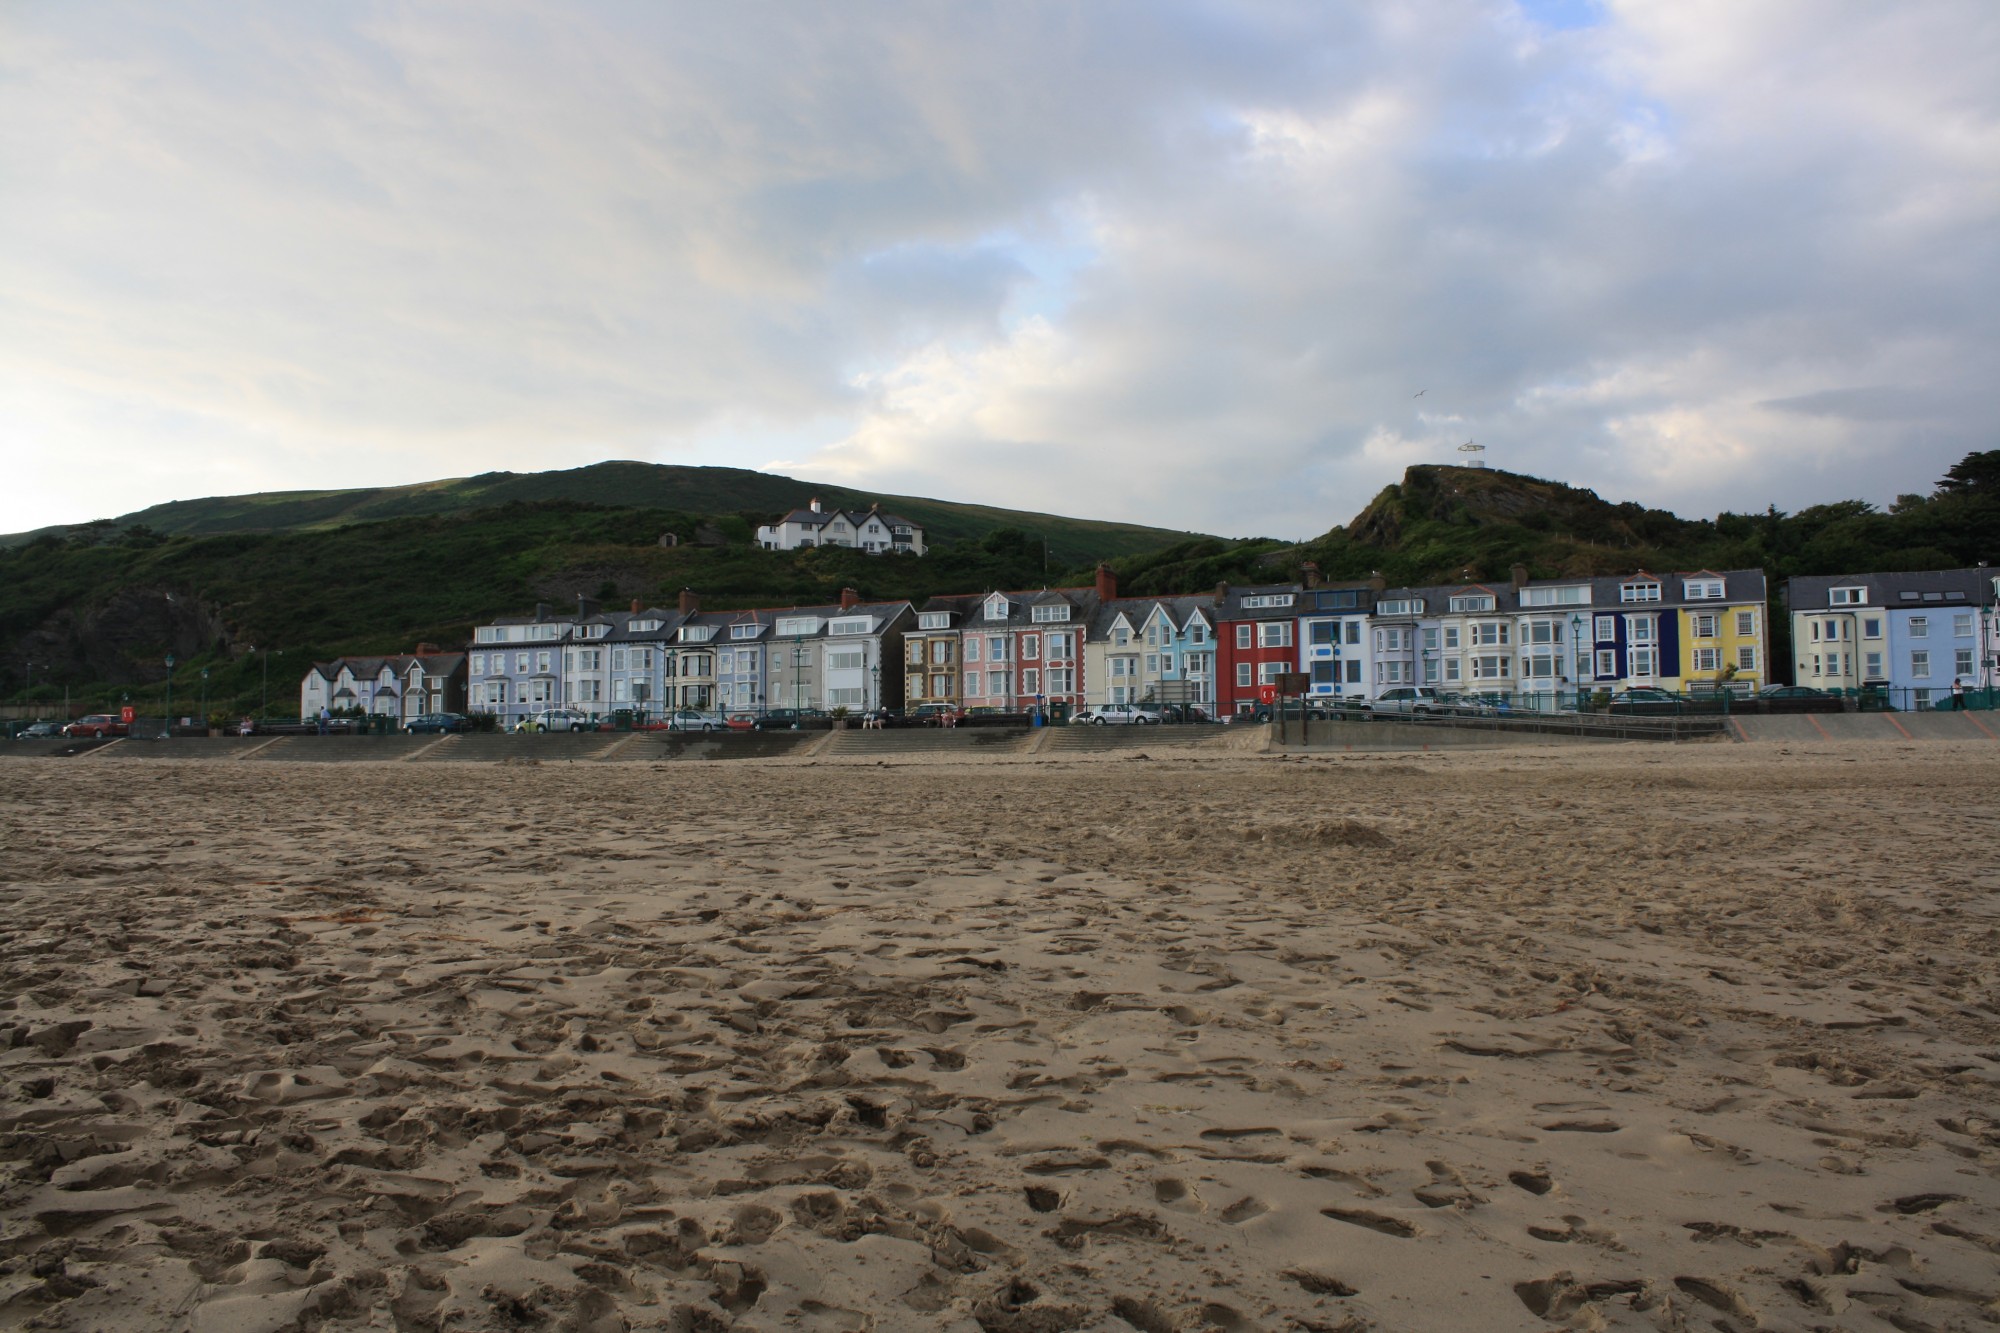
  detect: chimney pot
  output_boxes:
[810,497,822,513]
[1368,574,1387,594]
[678,588,700,616]
[1301,561,1321,590]
[1095,563,1118,602]
[840,587,859,610]
[631,599,641,614]
[1511,563,1529,590]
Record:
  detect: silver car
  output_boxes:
[1370,687,1445,716]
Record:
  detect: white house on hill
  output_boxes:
[757,499,925,555]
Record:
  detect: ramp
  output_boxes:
[619,731,822,761]
[1041,725,1232,753]
[818,726,1035,758]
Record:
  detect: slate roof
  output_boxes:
[1787,567,1995,610]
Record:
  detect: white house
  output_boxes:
[756,499,925,555]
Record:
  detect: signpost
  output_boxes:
[1275,671,1311,745]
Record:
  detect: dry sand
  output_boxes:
[1,743,1997,1332]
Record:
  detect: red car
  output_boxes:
[63,714,129,738]
[724,712,758,732]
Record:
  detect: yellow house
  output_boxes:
[1675,570,1767,693]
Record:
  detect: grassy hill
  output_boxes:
[5,460,1200,566]
[6,453,1996,717]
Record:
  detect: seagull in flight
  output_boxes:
[1412,389,1426,397]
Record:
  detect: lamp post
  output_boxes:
[792,636,807,715]
[871,660,880,713]
[200,667,209,730]
[164,653,176,732]
[1570,614,1585,710]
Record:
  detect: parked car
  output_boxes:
[1441,691,1507,715]
[1371,687,1446,716]
[753,708,824,731]
[724,712,758,732]
[859,708,907,727]
[1606,687,1688,715]
[63,714,129,738]
[516,708,593,733]
[1758,685,1829,700]
[909,704,965,727]
[1158,703,1215,724]
[662,707,726,732]
[14,721,64,739]
[1076,703,1164,725]
[405,712,471,734]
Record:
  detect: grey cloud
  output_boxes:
[0,1,1995,539]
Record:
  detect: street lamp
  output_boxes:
[164,653,176,733]
[200,667,209,730]
[792,636,808,716]
[871,661,880,713]
[1570,614,1585,709]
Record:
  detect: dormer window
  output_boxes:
[1829,586,1866,606]
[984,596,1010,621]
[1031,604,1071,622]
[828,617,871,636]
[775,616,818,638]
[1448,594,1495,613]
[1683,579,1725,600]
[1240,593,1293,610]
[918,612,951,630]
[1619,581,1661,603]
[630,618,661,633]
[730,624,761,640]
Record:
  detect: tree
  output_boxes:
[1936,450,2000,497]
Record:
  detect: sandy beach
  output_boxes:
[2,742,1997,1332]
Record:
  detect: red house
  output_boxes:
[1215,582,1304,716]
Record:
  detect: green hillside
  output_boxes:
[5,460,1198,566]
[5,452,1997,719]
[1113,457,1998,596]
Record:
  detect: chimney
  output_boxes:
[1215,582,1229,601]
[678,588,700,616]
[1368,573,1386,594]
[840,587,860,610]
[415,642,439,656]
[1301,561,1321,589]
[1095,563,1118,601]
[630,599,641,614]
[577,594,589,618]
[809,497,822,514]
[1511,563,1529,590]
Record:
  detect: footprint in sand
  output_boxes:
[1320,1207,1418,1238]
[1218,1196,1269,1226]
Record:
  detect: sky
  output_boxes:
[3,1,1996,540]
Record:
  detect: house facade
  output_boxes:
[756,499,926,555]
[1788,568,1999,706]
[1216,584,1304,716]
[905,595,978,712]
[300,648,467,721]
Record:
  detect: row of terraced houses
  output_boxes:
[301,566,2000,724]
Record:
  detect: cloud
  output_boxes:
[1,1,1995,541]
